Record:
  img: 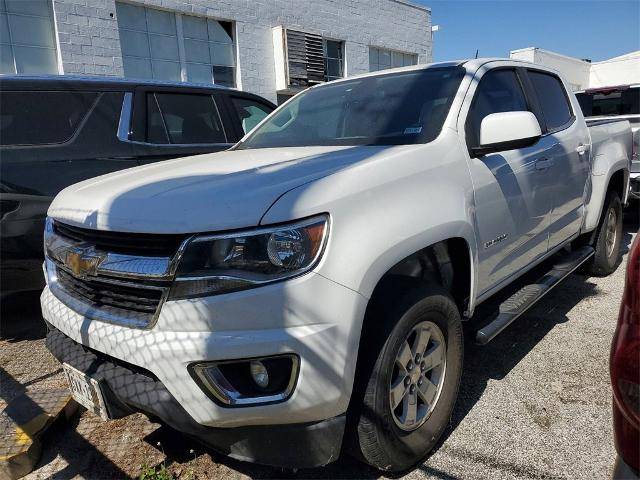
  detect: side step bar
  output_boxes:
[475,246,594,345]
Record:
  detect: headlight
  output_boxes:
[169,215,329,299]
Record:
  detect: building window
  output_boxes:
[182,15,235,87]
[369,46,417,72]
[0,0,58,75]
[116,2,236,87]
[323,39,343,82]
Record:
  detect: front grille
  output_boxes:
[56,266,165,316]
[54,222,186,257]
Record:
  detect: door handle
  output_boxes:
[576,144,588,155]
[535,158,553,171]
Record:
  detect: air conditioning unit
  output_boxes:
[273,26,325,93]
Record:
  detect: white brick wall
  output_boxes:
[52,0,432,102]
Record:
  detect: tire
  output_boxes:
[354,281,463,472]
[585,189,623,276]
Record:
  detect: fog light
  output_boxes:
[189,354,299,407]
[249,360,269,389]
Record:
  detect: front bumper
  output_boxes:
[45,324,345,468]
[41,271,367,428]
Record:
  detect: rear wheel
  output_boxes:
[355,283,463,472]
[585,189,623,276]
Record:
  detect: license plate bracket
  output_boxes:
[62,363,110,420]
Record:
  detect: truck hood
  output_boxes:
[48,146,392,233]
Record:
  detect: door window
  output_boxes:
[527,71,573,131]
[230,97,273,134]
[145,93,227,144]
[466,69,530,149]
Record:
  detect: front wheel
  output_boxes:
[355,283,463,472]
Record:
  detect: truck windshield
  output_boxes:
[576,87,639,117]
[238,67,465,149]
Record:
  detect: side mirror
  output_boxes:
[473,111,542,156]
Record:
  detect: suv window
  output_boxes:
[466,69,529,149]
[146,93,227,144]
[230,97,273,134]
[0,91,98,146]
[528,71,573,131]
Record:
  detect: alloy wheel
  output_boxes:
[605,207,618,259]
[389,320,447,431]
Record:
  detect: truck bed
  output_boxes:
[583,118,632,232]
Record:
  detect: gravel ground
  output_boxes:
[1,217,637,480]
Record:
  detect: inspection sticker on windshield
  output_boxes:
[404,126,422,134]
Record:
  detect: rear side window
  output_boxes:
[0,91,98,146]
[466,69,529,148]
[527,71,573,131]
[146,93,227,144]
[230,97,273,134]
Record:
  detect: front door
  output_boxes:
[463,68,553,294]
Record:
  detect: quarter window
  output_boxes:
[0,91,98,145]
[466,69,530,149]
[230,97,274,134]
[145,93,226,144]
[0,0,58,75]
[528,71,572,131]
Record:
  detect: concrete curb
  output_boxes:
[0,389,77,480]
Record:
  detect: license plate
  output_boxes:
[63,363,109,420]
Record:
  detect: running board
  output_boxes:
[475,246,594,345]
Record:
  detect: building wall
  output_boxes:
[589,51,640,88]
[509,47,590,91]
[510,47,640,91]
[50,0,432,102]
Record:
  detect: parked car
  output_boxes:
[611,232,639,479]
[41,59,632,471]
[0,76,275,298]
[576,85,639,201]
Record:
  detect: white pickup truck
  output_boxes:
[42,59,632,471]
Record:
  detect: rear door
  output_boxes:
[462,67,555,294]
[129,88,234,165]
[525,69,590,249]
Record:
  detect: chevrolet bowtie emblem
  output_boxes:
[65,248,105,277]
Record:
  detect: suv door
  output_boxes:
[525,69,590,250]
[463,68,554,294]
[129,88,234,165]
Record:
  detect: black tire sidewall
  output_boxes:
[360,286,463,470]
[593,191,623,274]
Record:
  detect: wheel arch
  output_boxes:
[360,228,477,323]
[584,166,629,233]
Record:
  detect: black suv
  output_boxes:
[0,76,275,297]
